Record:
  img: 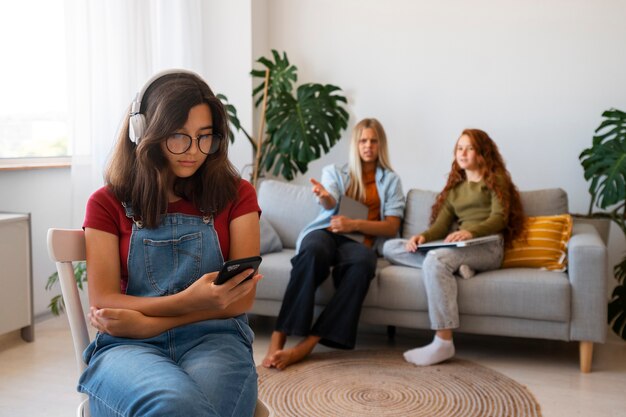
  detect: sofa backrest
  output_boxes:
[401,188,569,239]
[401,189,438,239]
[519,188,569,216]
[257,179,318,248]
[258,179,570,246]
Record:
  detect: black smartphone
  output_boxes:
[214,256,262,285]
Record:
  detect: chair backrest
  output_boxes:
[47,228,89,374]
[47,228,90,417]
[46,228,272,417]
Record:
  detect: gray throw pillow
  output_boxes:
[260,216,283,255]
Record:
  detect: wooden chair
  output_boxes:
[47,228,271,417]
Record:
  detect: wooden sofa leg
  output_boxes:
[387,325,396,340]
[579,341,593,373]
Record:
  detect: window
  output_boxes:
[0,0,68,162]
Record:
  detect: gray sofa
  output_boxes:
[253,179,608,372]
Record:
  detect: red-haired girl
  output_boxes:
[383,129,525,366]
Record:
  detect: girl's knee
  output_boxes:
[86,386,216,417]
[423,250,458,277]
[422,250,441,269]
[298,241,331,260]
[352,250,377,272]
[423,249,455,268]
[152,388,215,415]
[382,239,405,259]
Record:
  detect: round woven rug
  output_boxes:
[258,349,542,417]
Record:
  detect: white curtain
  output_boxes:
[65,0,205,227]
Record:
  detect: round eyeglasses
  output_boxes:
[165,132,223,155]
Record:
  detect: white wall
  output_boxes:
[202,0,256,175]
[259,0,626,287]
[0,168,72,318]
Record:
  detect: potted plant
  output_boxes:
[249,50,349,182]
[214,51,349,183]
[579,108,626,339]
[46,261,86,315]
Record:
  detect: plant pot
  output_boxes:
[572,215,611,246]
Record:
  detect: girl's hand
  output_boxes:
[405,234,425,252]
[183,269,262,313]
[89,306,162,338]
[310,178,330,199]
[444,230,473,242]
[330,215,355,233]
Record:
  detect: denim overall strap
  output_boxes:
[125,210,224,296]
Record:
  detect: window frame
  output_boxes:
[0,157,71,171]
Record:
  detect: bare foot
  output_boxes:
[271,335,320,370]
[262,331,286,368]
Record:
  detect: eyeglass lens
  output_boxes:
[166,133,220,155]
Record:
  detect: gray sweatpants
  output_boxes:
[382,237,504,330]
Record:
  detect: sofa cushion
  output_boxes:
[378,264,429,311]
[377,265,571,321]
[502,214,573,271]
[457,268,571,321]
[257,180,319,248]
[260,216,283,255]
[401,189,437,239]
[519,188,568,216]
[255,250,296,300]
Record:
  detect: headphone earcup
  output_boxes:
[128,113,146,144]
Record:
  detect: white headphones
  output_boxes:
[128,68,203,144]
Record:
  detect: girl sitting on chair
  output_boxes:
[81,70,261,416]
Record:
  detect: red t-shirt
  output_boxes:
[83,180,261,292]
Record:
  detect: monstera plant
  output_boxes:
[579,108,626,339]
[219,50,349,182]
[250,50,349,181]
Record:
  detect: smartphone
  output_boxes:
[214,256,262,285]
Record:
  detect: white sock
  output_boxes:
[403,335,455,366]
[458,264,475,279]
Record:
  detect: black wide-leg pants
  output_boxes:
[275,229,377,349]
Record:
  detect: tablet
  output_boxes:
[336,196,368,243]
[417,234,500,251]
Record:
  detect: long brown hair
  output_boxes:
[105,72,239,228]
[430,129,525,244]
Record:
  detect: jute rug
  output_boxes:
[258,349,542,417]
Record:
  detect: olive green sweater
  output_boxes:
[421,179,507,242]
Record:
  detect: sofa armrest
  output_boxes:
[567,222,608,343]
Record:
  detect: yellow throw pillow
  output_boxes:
[502,214,573,271]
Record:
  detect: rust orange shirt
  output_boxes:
[362,170,380,247]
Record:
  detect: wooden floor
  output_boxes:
[1,315,625,417]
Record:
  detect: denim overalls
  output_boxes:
[79,204,258,417]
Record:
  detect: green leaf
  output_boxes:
[608,284,626,339]
[251,50,298,108]
[615,257,626,285]
[579,108,626,210]
[45,271,59,290]
[217,94,240,144]
[46,261,87,316]
[48,294,64,316]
